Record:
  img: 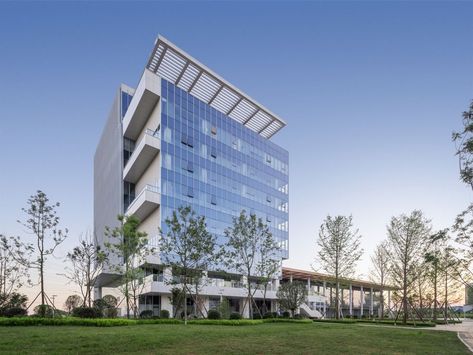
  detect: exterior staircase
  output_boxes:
[300,302,322,319]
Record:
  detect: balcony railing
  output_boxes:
[123,129,161,184]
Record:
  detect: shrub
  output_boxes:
[252,313,262,319]
[207,309,221,319]
[34,304,54,318]
[139,310,153,319]
[229,312,242,320]
[282,311,290,318]
[1,307,27,317]
[188,319,262,326]
[294,314,305,319]
[72,307,102,319]
[103,307,118,318]
[263,312,278,319]
[160,309,170,319]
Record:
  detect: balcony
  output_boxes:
[125,184,160,222]
[123,69,161,140]
[123,129,160,183]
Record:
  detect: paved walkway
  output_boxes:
[433,319,473,353]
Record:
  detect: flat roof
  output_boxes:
[282,267,397,291]
[146,35,286,139]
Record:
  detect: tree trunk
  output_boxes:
[335,281,340,319]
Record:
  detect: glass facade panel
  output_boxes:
[160,79,289,263]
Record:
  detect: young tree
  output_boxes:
[160,206,219,323]
[255,233,281,315]
[424,229,448,320]
[62,233,107,307]
[315,215,363,319]
[224,210,280,319]
[64,294,82,314]
[276,281,308,317]
[18,191,68,314]
[0,235,31,307]
[369,240,390,318]
[105,215,151,318]
[386,210,431,324]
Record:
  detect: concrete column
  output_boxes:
[388,290,391,318]
[241,298,250,318]
[94,287,102,300]
[349,284,353,316]
[323,281,327,317]
[360,286,364,318]
[370,288,374,317]
[289,275,293,283]
[161,295,173,317]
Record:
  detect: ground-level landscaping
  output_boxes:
[0,322,469,354]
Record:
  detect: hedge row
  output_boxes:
[0,317,311,327]
[314,318,436,327]
[0,317,180,327]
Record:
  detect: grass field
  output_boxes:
[0,322,468,354]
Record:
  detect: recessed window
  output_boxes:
[210,146,217,158]
[266,195,272,203]
[186,187,194,198]
[211,194,217,206]
[183,160,193,173]
[211,126,217,135]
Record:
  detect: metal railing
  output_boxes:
[126,184,160,213]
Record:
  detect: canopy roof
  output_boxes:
[282,267,398,291]
[146,36,286,139]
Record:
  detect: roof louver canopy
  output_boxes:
[146,36,286,139]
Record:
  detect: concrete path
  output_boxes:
[433,319,473,353]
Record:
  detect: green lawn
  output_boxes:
[0,322,468,354]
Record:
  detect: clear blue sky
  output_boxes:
[0,1,472,303]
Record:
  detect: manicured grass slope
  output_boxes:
[0,322,468,354]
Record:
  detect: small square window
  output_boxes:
[211,194,217,205]
[211,126,217,135]
[266,196,272,203]
[210,147,217,158]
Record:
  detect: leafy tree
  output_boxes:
[160,206,219,323]
[0,292,28,313]
[369,240,390,318]
[276,281,308,317]
[224,210,280,318]
[64,295,82,314]
[386,210,431,324]
[0,235,31,307]
[18,190,68,315]
[453,100,473,190]
[424,229,448,320]
[62,232,107,307]
[452,100,473,283]
[315,215,363,319]
[102,294,118,318]
[105,215,152,318]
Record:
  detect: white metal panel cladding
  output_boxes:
[146,36,286,139]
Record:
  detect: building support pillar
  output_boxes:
[349,284,353,317]
[370,287,374,318]
[388,290,391,318]
[360,286,364,318]
[94,286,102,300]
[323,281,326,318]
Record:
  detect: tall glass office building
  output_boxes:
[160,79,288,259]
[94,36,289,317]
